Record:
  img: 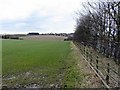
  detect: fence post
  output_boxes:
[88,49,90,62]
[118,64,120,88]
[81,45,83,55]
[106,62,110,85]
[86,48,88,61]
[90,51,93,65]
[84,46,85,57]
[96,55,99,73]
[80,44,82,51]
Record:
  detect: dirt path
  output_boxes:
[71,42,104,88]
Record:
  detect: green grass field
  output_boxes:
[2,40,83,88]
[3,40,70,75]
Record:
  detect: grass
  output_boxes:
[2,40,83,88]
[3,40,69,75]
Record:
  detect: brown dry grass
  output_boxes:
[71,42,104,88]
[75,42,119,87]
[20,35,67,41]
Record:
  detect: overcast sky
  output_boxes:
[0,0,98,34]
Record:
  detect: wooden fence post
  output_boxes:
[88,50,90,62]
[84,47,85,57]
[81,45,83,55]
[118,64,120,87]
[96,55,99,73]
[90,51,93,65]
[86,49,88,61]
[106,63,110,85]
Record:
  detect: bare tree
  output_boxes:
[74,1,120,64]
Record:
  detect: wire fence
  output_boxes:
[75,42,120,88]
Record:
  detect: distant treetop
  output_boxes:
[27,32,39,35]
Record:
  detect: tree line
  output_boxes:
[73,1,120,64]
